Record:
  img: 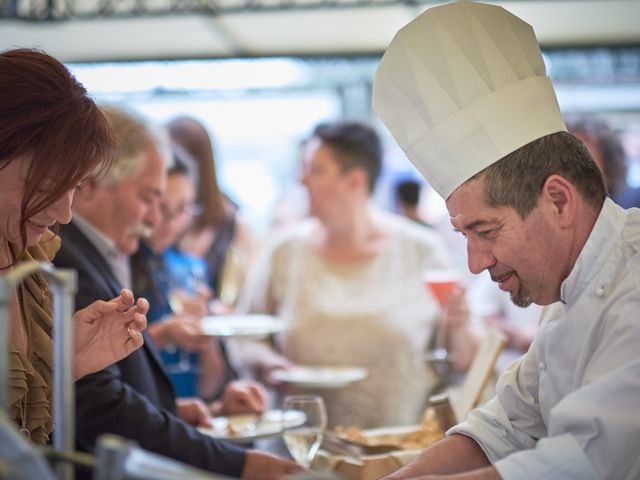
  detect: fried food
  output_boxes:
[334,408,443,450]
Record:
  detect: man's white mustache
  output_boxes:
[128,224,152,238]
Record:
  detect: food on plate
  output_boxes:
[226,414,259,436]
[334,408,444,450]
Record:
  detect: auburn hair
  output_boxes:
[0,48,115,256]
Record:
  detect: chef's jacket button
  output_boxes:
[596,287,605,297]
[538,362,546,370]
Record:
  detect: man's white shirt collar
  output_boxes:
[71,214,132,289]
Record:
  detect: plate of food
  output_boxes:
[198,409,306,443]
[271,366,368,389]
[200,314,285,338]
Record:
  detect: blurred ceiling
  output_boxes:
[1,0,639,62]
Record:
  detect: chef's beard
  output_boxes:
[508,275,533,308]
[511,288,533,308]
[491,269,533,308]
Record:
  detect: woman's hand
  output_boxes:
[209,380,268,416]
[73,289,148,380]
[176,397,213,428]
[171,288,210,317]
[443,287,484,372]
[442,287,470,330]
[256,354,293,387]
[150,314,212,351]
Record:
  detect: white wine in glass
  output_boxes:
[282,395,327,468]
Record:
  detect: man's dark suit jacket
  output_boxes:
[53,221,246,477]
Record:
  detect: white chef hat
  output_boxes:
[372,1,567,199]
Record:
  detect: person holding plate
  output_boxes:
[374,2,640,479]
[131,152,268,416]
[232,120,482,429]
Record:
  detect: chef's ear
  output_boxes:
[540,174,576,228]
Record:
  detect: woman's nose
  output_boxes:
[48,189,75,224]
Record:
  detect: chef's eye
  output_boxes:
[476,229,495,239]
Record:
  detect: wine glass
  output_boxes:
[281,395,327,468]
[166,266,209,372]
[423,269,461,375]
[218,246,246,308]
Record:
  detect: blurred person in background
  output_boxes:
[233,120,482,429]
[166,117,257,309]
[618,122,640,208]
[621,122,640,188]
[131,154,267,416]
[53,105,299,479]
[393,177,432,227]
[566,115,638,206]
[0,48,147,444]
[269,138,310,235]
[131,154,214,395]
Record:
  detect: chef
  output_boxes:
[373,2,640,479]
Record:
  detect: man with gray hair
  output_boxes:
[374,2,640,479]
[53,105,301,478]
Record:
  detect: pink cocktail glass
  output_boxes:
[423,269,461,366]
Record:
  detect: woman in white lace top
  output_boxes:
[234,121,481,428]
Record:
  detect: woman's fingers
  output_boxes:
[135,296,150,314]
[130,311,147,332]
[117,288,134,308]
[247,383,268,411]
[113,290,149,316]
[126,328,145,350]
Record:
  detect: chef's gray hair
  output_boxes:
[468,131,607,219]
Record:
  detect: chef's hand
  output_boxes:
[241,451,304,480]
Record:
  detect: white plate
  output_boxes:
[272,366,368,389]
[200,314,285,337]
[197,409,305,443]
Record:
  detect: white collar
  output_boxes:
[71,214,121,260]
[560,198,627,306]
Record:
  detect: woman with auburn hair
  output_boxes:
[0,48,148,443]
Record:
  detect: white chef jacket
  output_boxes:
[449,198,640,479]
